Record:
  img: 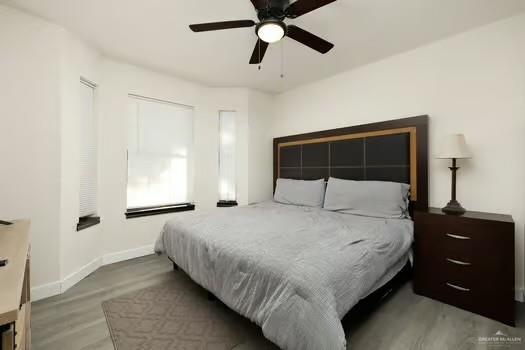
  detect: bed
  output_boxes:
[155,116,429,350]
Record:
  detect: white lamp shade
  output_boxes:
[436,134,472,159]
[257,22,285,43]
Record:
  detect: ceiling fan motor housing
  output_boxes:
[256,0,290,21]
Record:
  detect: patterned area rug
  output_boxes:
[102,273,275,350]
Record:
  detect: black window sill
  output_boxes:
[125,203,195,219]
[77,216,101,231]
[217,201,238,208]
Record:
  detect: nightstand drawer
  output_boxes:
[415,255,476,290]
[441,257,475,286]
[441,233,473,262]
[426,279,473,309]
[417,274,514,326]
[430,257,497,291]
[416,220,475,262]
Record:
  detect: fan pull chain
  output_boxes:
[280,39,285,78]
[258,39,261,70]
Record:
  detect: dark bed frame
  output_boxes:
[173,115,429,332]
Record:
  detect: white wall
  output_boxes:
[274,14,525,299]
[59,31,103,281]
[0,5,63,288]
[248,90,275,204]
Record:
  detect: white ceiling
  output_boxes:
[3,0,525,93]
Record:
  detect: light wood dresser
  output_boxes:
[0,220,31,350]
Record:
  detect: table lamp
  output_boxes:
[436,134,472,214]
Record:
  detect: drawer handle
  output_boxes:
[446,282,470,292]
[446,258,471,266]
[446,233,471,240]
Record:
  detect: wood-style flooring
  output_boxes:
[32,254,525,350]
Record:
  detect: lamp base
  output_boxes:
[442,200,466,215]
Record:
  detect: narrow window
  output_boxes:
[78,79,100,231]
[217,111,237,207]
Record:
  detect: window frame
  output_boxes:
[217,110,238,207]
[125,94,196,218]
[78,77,100,231]
[125,203,195,219]
[77,216,101,231]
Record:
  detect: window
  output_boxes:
[218,111,237,207]
[78,79,100,231]
[126,95,195,218]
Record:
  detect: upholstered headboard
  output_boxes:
[273,116,429,210]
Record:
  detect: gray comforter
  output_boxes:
[154,201,413,350]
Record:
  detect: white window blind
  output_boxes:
[79,80,98,217]
[127,95,194,209]
[218,111,237,202]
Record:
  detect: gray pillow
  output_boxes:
[323,177,410,219]
[274,178,326,207]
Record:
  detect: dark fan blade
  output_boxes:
[189,20,255,32]
[286,25,334,53]
[286,0,337,18]
[249,39,269,64]
[250,0,268,10]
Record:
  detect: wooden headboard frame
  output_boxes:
[273,115,429,210]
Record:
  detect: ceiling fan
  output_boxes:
[189,0,337,64]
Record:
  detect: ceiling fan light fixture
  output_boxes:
[257,21,286,43]
[189,0,337,64]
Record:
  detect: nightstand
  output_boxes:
[413,208,515,326]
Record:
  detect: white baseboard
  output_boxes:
[31,281,61,302]
[31,244,154,301]
[61,257,103,293]
[102,245,154,265]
